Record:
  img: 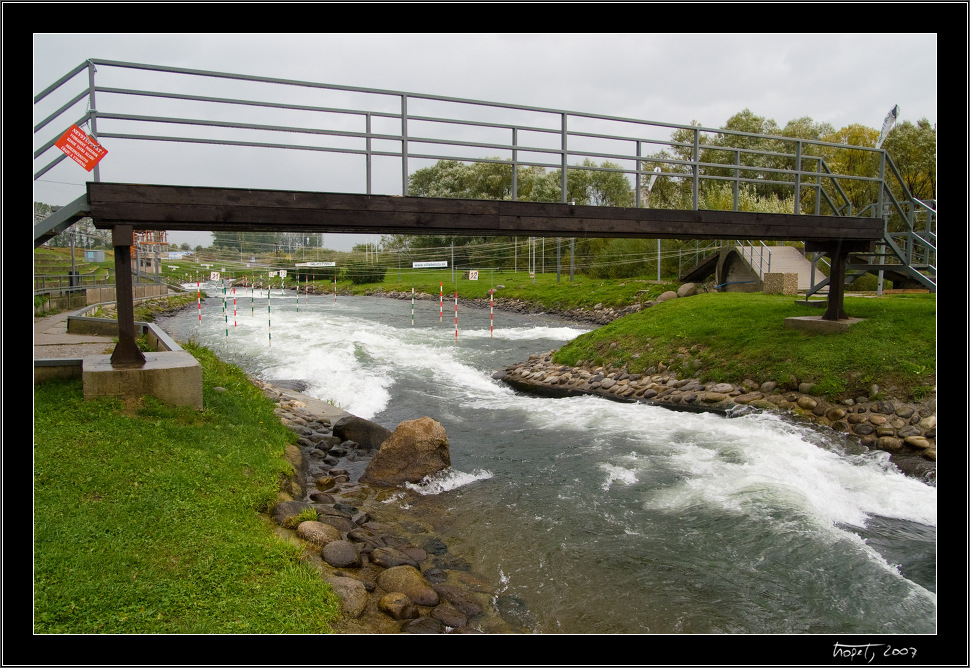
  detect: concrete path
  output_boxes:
[753,245,823,291]
[33,310,116,360]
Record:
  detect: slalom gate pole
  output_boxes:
[454,290,458,342]
[490,288,494,338]
[439,281,443,322]
[223,280,228,342]
[333,277,337,304]
[268,283,272,347]
[251,273,254,317]
[197,276,201,325]
[411,286,415,326]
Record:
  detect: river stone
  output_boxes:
[656,290,678,303]
[376,566,440,606]
[318,514,356,533]
[322,540,362,568]
[677,282,698,298]
[327,575,369,618]
[360,417,451,487]
[270,500,312,528]
[332,415,394,451]
[432,602,468,628]
[378,592,419,620]
[401,616,445,634]
[904,436,931,450]
[876,436,904,451]
[296,520,343,546]
[371,546,420,569]
[432,583,484,617]
[315,476,337,491]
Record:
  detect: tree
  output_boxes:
[815,124,881,215]
[881,119,936,202]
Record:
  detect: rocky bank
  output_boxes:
[257,379,530,634]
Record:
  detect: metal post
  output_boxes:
[87,60,101,184]
[366,113,373,195]
[793,141,802,215]
[401,95,408,195]
[635,140,642,208]
[561,113,568,203]
[512,128,518,200]
[570,238,574,282]
[110,225,146,367]
[692,129,700,210]
[556,237,561,283]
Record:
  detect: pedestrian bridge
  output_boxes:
[34,59,936,366]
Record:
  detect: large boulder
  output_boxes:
[332,415,394,451]
[359,417,451,487]
[376,565,440,606]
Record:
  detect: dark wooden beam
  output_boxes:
[87,183,884,242]
[109,225,147,368]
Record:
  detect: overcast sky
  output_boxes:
[32,32,938,251]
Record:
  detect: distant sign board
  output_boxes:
[210,271,221,281]
[413,261,448,269]
[54,124,108,172]
[468,270,479,280]
[295,262,336,267]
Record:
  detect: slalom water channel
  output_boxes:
[160,283,936,635]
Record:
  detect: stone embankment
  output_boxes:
[495,351,937,483]
[370,287,650,326]
[256,380,527,634]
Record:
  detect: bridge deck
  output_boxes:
[87,183,883,244]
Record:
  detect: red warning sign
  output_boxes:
[54,124,108,172]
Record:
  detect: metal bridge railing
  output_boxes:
[34,59,935,291]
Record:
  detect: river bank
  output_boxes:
[257,378,530,633]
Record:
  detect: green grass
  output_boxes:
[333,268,682,311]
[33,343,341,634]
[552,292,936,402]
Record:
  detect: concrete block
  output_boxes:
[763,272,798,295]
[783,316,865,333]
[82,351,203,409]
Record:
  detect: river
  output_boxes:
[158,283,937,636]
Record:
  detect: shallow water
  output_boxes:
[160,285,937,635]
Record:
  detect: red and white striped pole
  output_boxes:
[454,290,458,342]
[197,275,201,325]
[233,286,237,328]
[439,281,443,322]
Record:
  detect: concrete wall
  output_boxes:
[716,249,761,292]
[85,283,167,305]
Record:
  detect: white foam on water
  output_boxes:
[459,325,591,341]
[404,468,494,495]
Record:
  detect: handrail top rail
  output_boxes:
[37,58,893,157]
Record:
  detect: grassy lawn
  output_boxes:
[552,292,936,402]
[33,343,340,634]
[336,268,682,310]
